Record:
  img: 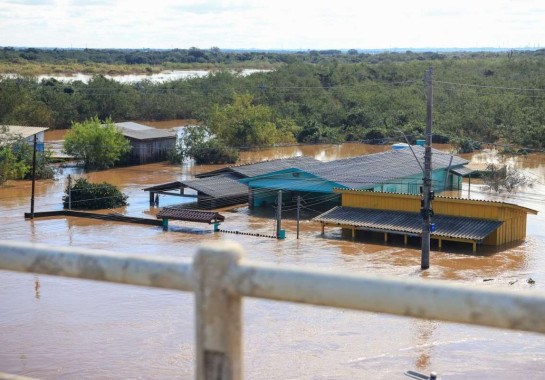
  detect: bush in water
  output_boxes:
[63,178,128,210]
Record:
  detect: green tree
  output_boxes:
[63,116,131,169]
[206,93,297,148]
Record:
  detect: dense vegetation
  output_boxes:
[63,178,128,209]
[1,49,545,150]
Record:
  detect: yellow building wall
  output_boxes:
[338,190,535,246]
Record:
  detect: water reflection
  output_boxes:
[34,275,40,300]
[413,320,437,372]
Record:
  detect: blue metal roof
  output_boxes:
[242,146,468,192]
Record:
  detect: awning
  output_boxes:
[314,207,502,241]
[450,167,475,177]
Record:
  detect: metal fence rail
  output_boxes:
[2,239,545,379]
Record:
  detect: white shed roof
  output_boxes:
[1,125,49,139]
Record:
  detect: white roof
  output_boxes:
[1,125,48,139]
[115,122,176,140]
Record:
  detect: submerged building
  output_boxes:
[241,146,469,209]
[115,122,176,164]
[314,190,537,251]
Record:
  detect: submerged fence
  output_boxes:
[2,239,545,379]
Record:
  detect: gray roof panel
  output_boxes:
[181,174,248,198]
[314,206,502,241]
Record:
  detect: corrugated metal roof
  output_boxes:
[115,122,176,140]
[157,208,225,223]
[144,174,248,199]
[450,166,475,176]
[314,206,502,241]
[305,146,468,189]
[196,156,320,178]
[181,174,248,198]
[143,181,183,192]
[333,189,539,215]
[1,125,48,139]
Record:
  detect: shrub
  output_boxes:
[190,139,239,164]
[63,178,128,209]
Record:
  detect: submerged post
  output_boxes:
[276,190,282,239]
[194,242,243,380]
[30,134,37,219]
[67,174,72,210]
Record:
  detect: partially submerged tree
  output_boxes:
[482,158,533,193]
[63,116,131,169]
[168,125,238,165]
[63,178,128,209]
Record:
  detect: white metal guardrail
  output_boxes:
[2,239,545,379]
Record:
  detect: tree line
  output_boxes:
[1,51,545,151]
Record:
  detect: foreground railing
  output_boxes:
[2,240,545,379]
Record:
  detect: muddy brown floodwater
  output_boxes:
[1,142,545,379]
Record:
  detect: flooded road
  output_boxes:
[1,144,545,379]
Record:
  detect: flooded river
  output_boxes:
[1,143,545,379]
[5,69,270,84]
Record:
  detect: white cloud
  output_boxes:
[0,0,543,49]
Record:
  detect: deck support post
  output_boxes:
[384,233,388,243]
[149,191,155,205]
[404,235,408,245]
[472,242,477,253]
[438,239,442,249]
[162,218,168,231]
[321,223,325,235]
[351,227,355,239]
[194,242,243,380]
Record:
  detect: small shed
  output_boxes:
[115,122,176,164]
[145,156,319,208]
[314,190,538,251]
[1,125,48,152]
[144,174,249,209]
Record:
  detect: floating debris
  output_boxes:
[508,280,519,286]
[527,278,536,285]
[483,278,494,282]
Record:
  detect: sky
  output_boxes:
[1,0,544,50]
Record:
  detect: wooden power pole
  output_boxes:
[421,67,434,270]
[30,134,37,219]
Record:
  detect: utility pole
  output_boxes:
[421,67,434,270]
[276,190,282,239]
[30,134,37,219]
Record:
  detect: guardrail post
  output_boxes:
[194,242,244,380]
